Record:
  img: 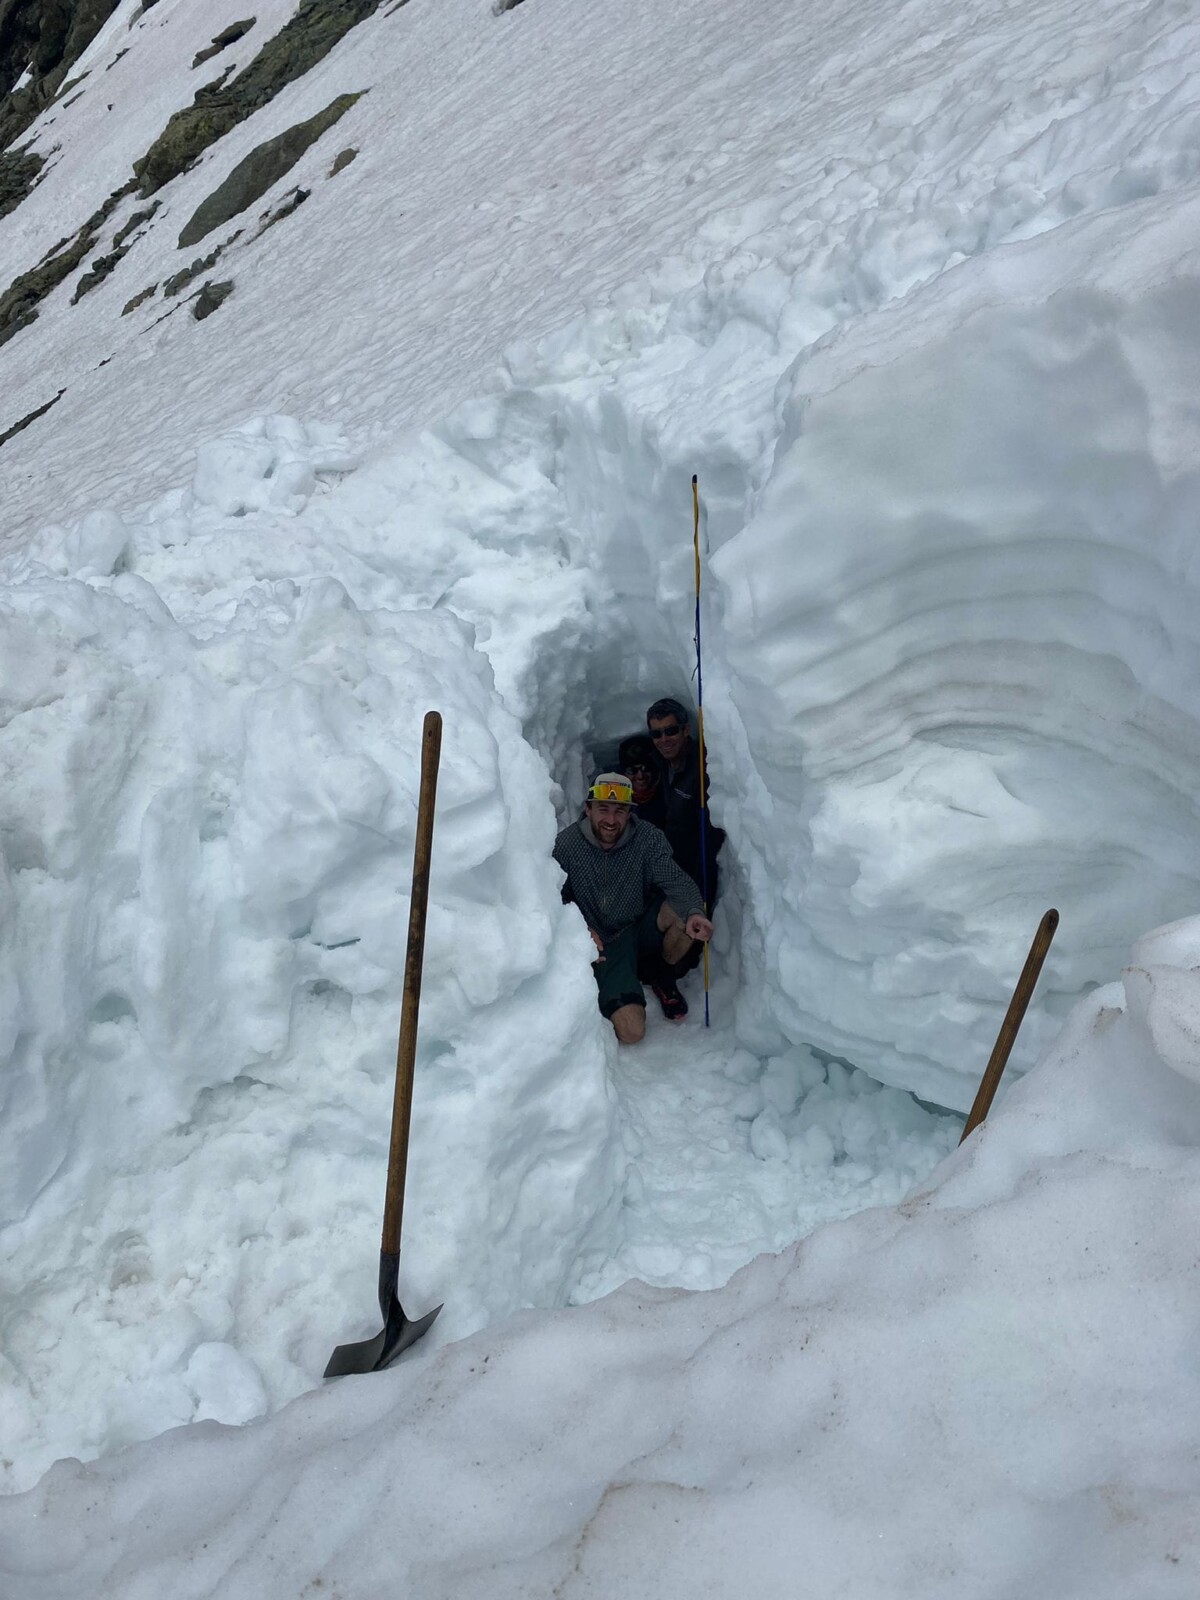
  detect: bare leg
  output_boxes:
[610,1002,646,1045]
[657,901,695,968]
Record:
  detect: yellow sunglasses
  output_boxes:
[588,780,633,804]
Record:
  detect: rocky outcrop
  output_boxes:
[134,0,382,197]
[177,94,359,248]
[193,18,256,70]
[0,1,381,349]
[163,238,238,296]
[121,283,156,316]
[192,279,233,320]
[111,201,159,249]
[0,0,123,155]
[0,177,133,346]
[259,184,309,228]
[0,147,43,221]
[0,385,64,447]
[71,241,129,302]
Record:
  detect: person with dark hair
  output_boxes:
[645,697,725,912]
[553,772,714,1041]
[617,733,668,830]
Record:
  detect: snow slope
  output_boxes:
[2,0,1200,1586]
[4,921,1200,1597]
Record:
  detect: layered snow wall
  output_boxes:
[8,171,1199,1486]
[474,186,1200,1109]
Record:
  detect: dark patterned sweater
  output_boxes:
[552,815,706,942]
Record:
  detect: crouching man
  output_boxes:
[553,772,714,1044]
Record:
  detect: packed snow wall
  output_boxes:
[0,417,626,1488]
[5,173,1200,1498]
[462,187,1200,1111]
[716,193,1200,1107]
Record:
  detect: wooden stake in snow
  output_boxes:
[959,909,1059,1144]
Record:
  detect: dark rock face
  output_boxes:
[111,200,159,249]
[259,184,309,230]
[0,148,44,222]
[121,283,156,316]
[0,176,133,346]
[192,278,233,320]
[328,146,357,177]
[135,0,382,196]
[193,18,256,70]
[163,238,238,297]
[70,240,129,302]
[177,93,359,249]
[0,1,379,354]
[0,0,124,154]
[0,226,91,344]
[0,384,64,448]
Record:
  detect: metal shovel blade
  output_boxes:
[324,1300,442,1378]
[324,1250,441,1379]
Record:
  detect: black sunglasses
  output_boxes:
[649,723,684,740]
[625,761,654,773]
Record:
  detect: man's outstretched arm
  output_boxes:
[644,828,711,935]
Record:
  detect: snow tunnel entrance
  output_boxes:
[535,593,964,1306]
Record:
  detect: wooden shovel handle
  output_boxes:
[381,711,442,1256]
[959,909,1059,1144]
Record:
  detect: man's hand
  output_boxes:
[685,913,714,942]
[589,928,605,960]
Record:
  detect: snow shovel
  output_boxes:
[959,907,1059,1144]
[324,710,444,1378]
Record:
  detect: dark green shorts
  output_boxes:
[593,902,665,1018]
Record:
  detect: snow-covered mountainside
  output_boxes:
[2,0,1200,1590]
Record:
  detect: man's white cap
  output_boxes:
[588,772,633,804]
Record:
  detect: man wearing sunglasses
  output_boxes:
[553,773,714,1043]
[645,697,725,912]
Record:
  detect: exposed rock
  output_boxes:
[0,178,135,348]
[193,18,255,69]
[0,148,44,223]
[1,230,91,346]
[121,284,157,316]
[71,243,130,303]
[200,63,236,94]
[112,200,160,249]
[259,185,309,231]
[328,146,357,177]
[164,235,241,296]
[132,95,239,197]
[0,0,123,157]
[177,94,360,248]
[193,279,233,320]
[0,388,65,450]
[135,0,383,197]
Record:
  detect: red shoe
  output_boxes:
[650,979,688,1021]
